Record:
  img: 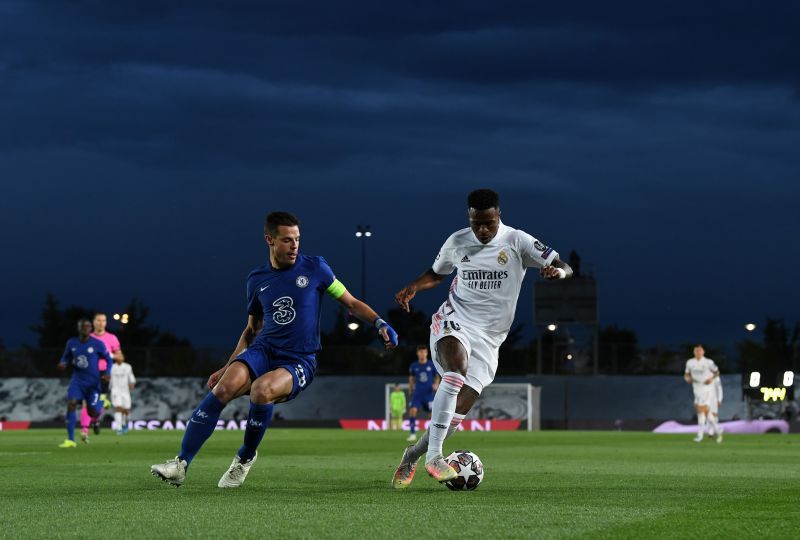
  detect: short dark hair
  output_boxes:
[77,318,92,326]
[264,211,300,236]
[467,189,500,211]
[416,344,428,351]
[93,312,106,319]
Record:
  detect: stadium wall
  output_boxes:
[0,375,754,425]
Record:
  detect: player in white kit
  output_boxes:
[683,345,720,443]
[391,189,573,487]
[110,355,136,434]
[707,375,723,443]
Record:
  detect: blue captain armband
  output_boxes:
[325,279,347,299]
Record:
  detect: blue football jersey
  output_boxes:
[59,337,111,385]
[410,361,436,395]
[247,254,337,354]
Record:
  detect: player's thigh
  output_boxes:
[433,336,469,374]
[409,407,418,416]
[213,361,252,402]
[250,368,295,405]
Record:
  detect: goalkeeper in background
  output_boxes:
[389,385,406,431]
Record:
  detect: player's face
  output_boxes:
[468,207,500,244]
[267,225,300,267]
[77,320,93,338]
[93,314,107,333]
[416,349,428,362]
[694,346,704,359]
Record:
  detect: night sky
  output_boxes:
[1,1,798,350]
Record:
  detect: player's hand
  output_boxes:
[207,367,226,390]
[376,320,399,348]
[540,265,564,280]
[704,377,712,385]
[101,375,110,382]
[394,285,417,312]
[56,363,66,371]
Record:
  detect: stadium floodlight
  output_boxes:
[566,354,573,360]
[783,371,794,387]
[744,323,756,332]
[113,313,120,321]
[749,372,761,388]
[547,324,557,332]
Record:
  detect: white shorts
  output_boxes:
[693,386,714,408]
[111,390,131,410]
[429,312,501,394]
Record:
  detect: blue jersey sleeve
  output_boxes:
[246,274,262,316]
[317,257,336,290]
[59,341,72,366]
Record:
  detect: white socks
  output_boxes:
[426,372,465,463]
[114,412,123,430]
[411,412,465,461]
[708,414,720,435]
[697,412,707,438]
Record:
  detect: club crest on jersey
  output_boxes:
[296,275,309,288]
[87,347,94,353]
[497,250,508,265]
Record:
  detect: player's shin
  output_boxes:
[179,393,226,467]
[114,411,123,430]
[409,416,416,434]
[238,402,274,462]
[425,373,465,463]
[697,412,707,437]
[410,413,464,461]
[66,410,77,441]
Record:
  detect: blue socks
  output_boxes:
[238,402,273,462]
[179,393,226,466]
[410,416,417,434]
[66,410,76,441]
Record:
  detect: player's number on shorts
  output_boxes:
[443,321,461,332]
[273,296,296,325]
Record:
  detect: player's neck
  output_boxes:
[94,330,106,336]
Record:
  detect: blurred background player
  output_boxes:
[406,344,439,442]
[110,354,136,434]
[707,374,723,443]
[389,385,406,431]
[151,211,398,488]
[78,312,123,440]
[391,189,572,486]
[683,344,720,443]
[56,319,112,448]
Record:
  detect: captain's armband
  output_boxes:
[326,279,347,299]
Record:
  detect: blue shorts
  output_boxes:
[409,392,434,413]
[235,344,316,402]
[67,380,102,411]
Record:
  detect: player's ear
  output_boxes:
[265,234,273,247]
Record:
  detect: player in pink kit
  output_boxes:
[79,312,123,441]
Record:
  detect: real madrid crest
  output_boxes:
[296,275,309,288]
[497,250,508,265]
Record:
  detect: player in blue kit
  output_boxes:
[56,319,112,448]
[151,211,399,488]
[406,344,439,442]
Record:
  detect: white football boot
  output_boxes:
[218,452,258,488]
[151,457,187,487]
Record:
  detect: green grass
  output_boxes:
[2,429,799,539]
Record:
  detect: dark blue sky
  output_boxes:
[1,1,798,349]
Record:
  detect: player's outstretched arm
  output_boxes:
[207,315,264,389]
[540,257,573,280]
[395,269,446,312]
[337,290,398,348]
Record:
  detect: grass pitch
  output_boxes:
[2,429,799,538]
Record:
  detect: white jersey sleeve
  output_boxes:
[514,230,558,269]
[714,377,723,402]
[127,364,136,386]
[431,233,459,275]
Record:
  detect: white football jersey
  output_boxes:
[110,362,136,393]
[684,357,718,393]
[431,222,558,338]
[713,376,723,402]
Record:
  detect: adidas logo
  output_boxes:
[460,255,470,263]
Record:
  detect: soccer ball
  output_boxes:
[443,450,484,491]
